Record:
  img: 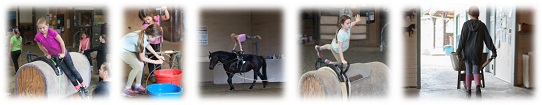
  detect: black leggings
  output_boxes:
[11,50,21,72]
[141,44,161,84]
[83,49,92,66]
[60,52,85,86]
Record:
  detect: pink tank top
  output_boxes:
[142,16,163,44]
[237,34,246,42]
[80,38,90,50]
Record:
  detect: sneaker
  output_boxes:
[78,88,85,98]
[122,88,139,97]
[133,86,147,94]
[324,59,331,64]
[82,86,90,98]
[315,45,323,58]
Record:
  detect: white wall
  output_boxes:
[19,7,33,23]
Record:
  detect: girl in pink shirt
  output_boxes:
[79,31,92,68]
[34,17,89,98]
[231,33,262,54]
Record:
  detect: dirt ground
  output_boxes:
[200,82,283,98]
[404,55,533,100]
[6,43,100,98]
[301,44,388,76]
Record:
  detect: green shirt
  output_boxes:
[10,35,22,51]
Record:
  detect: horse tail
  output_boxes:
[260,56,268,81]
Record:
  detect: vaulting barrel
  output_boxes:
[15,52,91,100]
[299,62,389,99]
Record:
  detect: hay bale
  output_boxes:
[299,62,389,99]
[15,52,91,100]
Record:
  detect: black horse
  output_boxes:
[208,51,268,91]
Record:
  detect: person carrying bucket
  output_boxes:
[139,7,169,83]
[34,17,89,98]
[121,24,164,97]
[315,14,361,66]
[456,5,497,99]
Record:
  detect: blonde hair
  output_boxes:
[137,24,162,54]
[335,15,351,43]
[36,17,48,26]
[231,33,238,42]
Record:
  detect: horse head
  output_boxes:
[209,51,218,70]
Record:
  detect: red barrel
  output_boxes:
[154,69,183,86]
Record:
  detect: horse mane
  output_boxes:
[211,51,237,59]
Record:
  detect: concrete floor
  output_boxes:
[121,40,185,99]
[301,44,388,76]
[6,43,100,98]
[405,55,533,100]
[200,82,283,98]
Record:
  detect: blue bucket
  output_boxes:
[146,84,183,100]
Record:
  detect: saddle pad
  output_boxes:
[345,63,372,83]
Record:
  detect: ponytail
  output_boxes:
[335,25,342,43]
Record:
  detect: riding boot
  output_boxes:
[476,85,482,99]
[466,90,471,98]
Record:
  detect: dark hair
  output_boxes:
[80,31,88,40]
[13,28,19,35]
[101,34,107,41]
[101,62,109,76]
[139,8,155,25]
[468,6,479,19]
[137,24,162,53]
[335,15,351,43]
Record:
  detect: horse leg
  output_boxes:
[227,73,235,91]
[256,72,267,89]
[249,72,257,90]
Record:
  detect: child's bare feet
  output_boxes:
[315,45,323,58]
[257,35,262,40]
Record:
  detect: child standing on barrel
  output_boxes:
[34,17,89,97]
[121,24,164,97]
[315,14,361,66]
[139,7,169,83]
[456,6,497,99]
